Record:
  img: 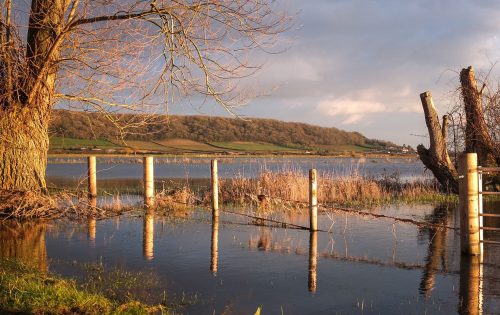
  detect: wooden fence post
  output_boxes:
[88,156,97,198]
[309,169,318,231]
[143,156,154,208]
[211,159,219,217]
[459,153,480,256]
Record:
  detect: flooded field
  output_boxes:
[46,157,430,190]
[2,157,498,314]
[45,157,434,201]
[2,203,499,314]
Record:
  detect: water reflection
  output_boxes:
[4,203,497,314]
[0,221,48,271]
[459,256,482,315]
[211,216,219,275]
[87,218,96,246]
[143,209,154,261]
[308,231,318,293]
[418,204,451,297]
[87,198,97,246]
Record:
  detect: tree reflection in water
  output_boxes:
[418,203,452,297]
[0,221,48,272]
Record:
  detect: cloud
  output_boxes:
[177,0,500,147]
[316,97,388,124]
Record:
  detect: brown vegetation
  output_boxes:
[156,186,197,212]
[219,169,443,208]
[0,190,60,219]
[0,169,443,220]
[0,190,119,220]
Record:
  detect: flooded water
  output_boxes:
[46,157,430,190]
[1,203,499,314]
[45,157,432,196]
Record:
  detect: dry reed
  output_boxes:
[0,190,120,220]
[219,169,444,208]
[156,186,197,212]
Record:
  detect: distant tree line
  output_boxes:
[49,110,396,148]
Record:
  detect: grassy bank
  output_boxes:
[0,259,169,314]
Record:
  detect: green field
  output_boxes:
[154,138,225,152]
[48,137,387,155]
[210,141,296,152]
[115,140,170,152]
[313,144,373,152]
[50,137,120,149]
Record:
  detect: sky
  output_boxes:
[169,0,500,148]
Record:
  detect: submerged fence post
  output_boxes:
[143,156,155,208]
[309,169,318,231]
[88,156,97,198]
[211,159,219,218]
[458,153,480,256]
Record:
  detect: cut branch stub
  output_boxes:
[460,66,499,166]
[417,91,458,193]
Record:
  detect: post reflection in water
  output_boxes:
[143,209,154,261]
[459,255,482,315]
[87,198,97,246]
[0,221,48,272]
[418,204,450,297]
[87,218,96,245]
[308,231,318,293]
[211,216,219,275]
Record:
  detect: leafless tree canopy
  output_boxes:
[1,0,291,115]
[0,0,291,191]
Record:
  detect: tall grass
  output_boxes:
[219,168,447,208]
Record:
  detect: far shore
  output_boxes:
[48,152,419,162]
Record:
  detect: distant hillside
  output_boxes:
[49,110,396,150]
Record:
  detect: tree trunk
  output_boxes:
[460,66,499,166]
[0,0,67,191]
[0,107,49,190]
[417,91,458,193]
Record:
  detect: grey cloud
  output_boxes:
[232,0,500,147]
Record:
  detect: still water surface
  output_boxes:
[2,204,499,314]
[46,157,429,182]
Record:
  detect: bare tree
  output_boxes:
[0,0,291,191]
[457,67,499,166]
[418,66,500,193]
